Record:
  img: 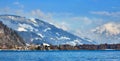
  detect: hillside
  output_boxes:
[0,21,25,49]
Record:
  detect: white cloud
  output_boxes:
[91,11,120,17]
[0,7,10,13]
[74,29,85,37]
[70,16,93,25]
[0,7,70,31]
[54,22,70,31]
[13,1,24,9]
[69,16,104,26]
[28,9,71,31]
[51,12,73,17]
[14,9,24,14]
[0,7,25,16]
[92,22,120,36]
[30,9,53,21]
[89,22,120,44]
[60,23,70,31]
[112,7,120,9]
[13,2,20,5]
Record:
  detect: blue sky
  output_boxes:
[0,0,120,43]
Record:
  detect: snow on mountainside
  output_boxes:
[0,15,94,46]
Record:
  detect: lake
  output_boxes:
[0,50,120,61]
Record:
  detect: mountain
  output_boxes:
[0,21,25,48]
[92,22,120,44]
[0,15,93,46]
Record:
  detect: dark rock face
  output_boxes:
[0,22,25,49]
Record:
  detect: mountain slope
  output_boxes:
[0,21,25,48]
[0,15,93,46]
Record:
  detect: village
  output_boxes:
[1,43,120,51]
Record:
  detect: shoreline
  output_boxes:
[0,48,119,51]
[0,49,120,52]
[1,43,120,51]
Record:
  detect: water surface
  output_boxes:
[0,50,120,61]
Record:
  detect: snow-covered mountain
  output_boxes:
[0,15,94,46]
[92,22,120,44]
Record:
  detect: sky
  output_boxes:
[0,0,120,43]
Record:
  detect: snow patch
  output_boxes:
[56,32,60,36]
[50,38,56,40]
[8,16,15,19]
[34,38,42,40]
[19,23,34,31]
[37,33,44,38]
[57,36,70,40]
[17,27,27,31]
[44,28,51,32]
[29,18,37,23]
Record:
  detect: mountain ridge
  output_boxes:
[0,14,94,46]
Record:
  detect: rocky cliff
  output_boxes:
[0,21,25,49]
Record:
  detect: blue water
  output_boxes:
[0,50,120,61]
